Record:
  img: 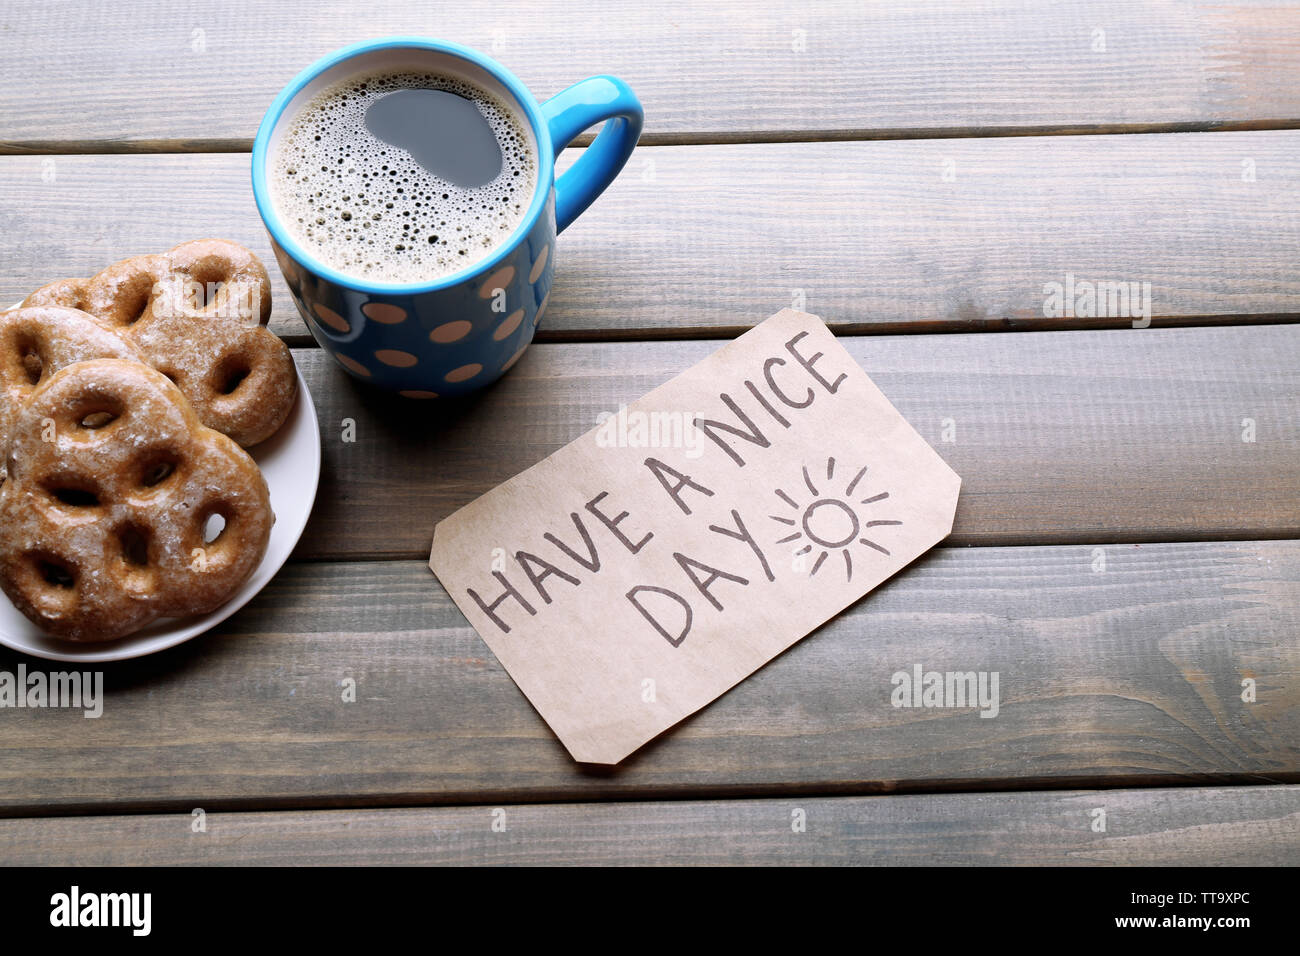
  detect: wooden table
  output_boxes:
[0,0,1297,866]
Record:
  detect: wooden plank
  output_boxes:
[1,785,1295,865]
[0,541,1295,815]
[287,324,1300,559]
[4,132,1300,340]
[4,1,1300,149]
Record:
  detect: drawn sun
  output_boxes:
[770,457,902,582]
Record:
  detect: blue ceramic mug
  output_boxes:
[251,37,642,397]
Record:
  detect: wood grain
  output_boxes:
[3,0,1296,851]
[286,323,1300,559]
[3,1,1300,150]
[4,131,1300,341]
[1,785,1294,865]
[0,541,1295,815]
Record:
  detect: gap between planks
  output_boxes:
[2,772,1297,824]
[9,118,1300,155]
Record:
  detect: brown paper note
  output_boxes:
[429,309,961,764]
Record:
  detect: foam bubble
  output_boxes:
[270,70,538,284]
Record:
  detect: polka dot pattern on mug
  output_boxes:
[362,302,408,324]
[336,354,371,377]
[290,199,556,393]
[445,363,483,383]
[494,309,524,341]
[430,320,472,343]
[478,265,515,299]
[375,349,419,368]
[314,304,350,333]
[529,245,550,283]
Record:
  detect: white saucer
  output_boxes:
[0,303,321,662]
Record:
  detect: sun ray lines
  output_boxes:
[802,465,818,496]
[767,457,903,582]
[859,538,890,555]
[845,465,868,497]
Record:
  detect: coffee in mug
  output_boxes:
[252,37,643,395]
[269,70,538,283]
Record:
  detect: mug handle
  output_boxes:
[540,76,643,233]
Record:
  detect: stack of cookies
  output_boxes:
[0,239,296,642]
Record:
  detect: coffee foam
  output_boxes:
[271,70,538,283]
